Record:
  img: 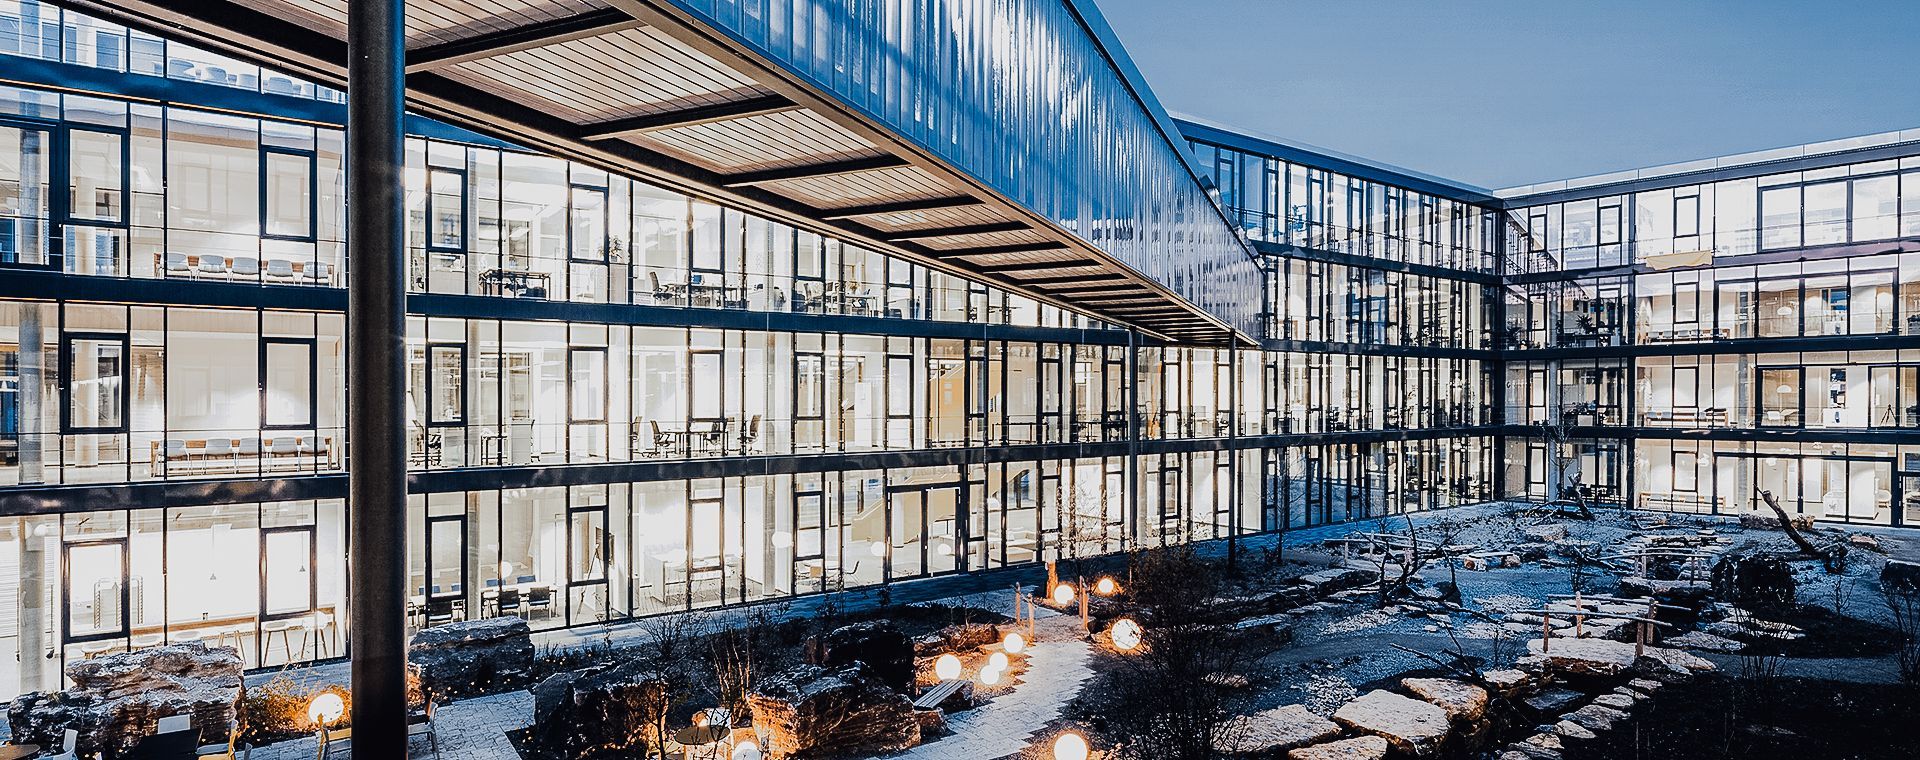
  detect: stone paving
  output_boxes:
[883,610,1091,760]
[248,689,532,760]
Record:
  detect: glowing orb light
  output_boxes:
[988,651,1009,670]
[1051,583,1076,606]
[1095,576,1119,596]
[934,653,963,681]
[1003,631,1027,654]
[307,692,345,727]
[978,664,1004,686]
[1053,732,1090,760]
[1110,618,1143,652]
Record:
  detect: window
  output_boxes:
[63,333,126,432]
[1852,175,1898,241]
[569,186,606,262]
[263,150,313,239]
[568,347,606,422]
[0,123,53,266]
[1674,194,1700,238]
[1526,212,1547,252]
[262,338,314,428]
[1598,204,1622,246]
[66,129,124,223]
[1803,181,1847,245]
[1673,451,1698,492]
[428,344,464,425]
[427,168,464,251]
[1760,185,1802,249]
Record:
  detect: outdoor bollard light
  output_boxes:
[935,653,963,681]
[1052,582,1076,606]
[307,692,346,728]
[1094,576,1119,596]
[1053,732,1090,760]
[1004,631,1027,654]
[1110,618,1143,652]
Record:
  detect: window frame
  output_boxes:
[259,336,318,431]
[60,330,130,434]
[259,145,318,242]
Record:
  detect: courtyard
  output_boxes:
[12,502,1917,760]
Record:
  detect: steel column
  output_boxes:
[347,0,409,753]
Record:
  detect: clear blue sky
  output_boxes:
[1094,0,1920,189]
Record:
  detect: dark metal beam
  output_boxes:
[580,94,800,140]
[972,259,1102,274]
[405,8,641,72]
[348,0,409,753]
[819,195,985,220]
[1016,272,1127,286]
[1041,283,1146,295]
[882,221,1028,241]
[720,155,910,186]
[939,241,1071,258]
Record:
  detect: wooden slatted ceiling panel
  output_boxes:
[630,110,882,173]
[439,27,766,122]
[759,166,959,207]
[915,229,1053,250]
[952,251,1093,267]
[236,0,610,48]
[863,205,1010,231]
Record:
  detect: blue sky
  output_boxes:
[1094,0,1920,189]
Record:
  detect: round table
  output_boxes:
[0,744,42,760]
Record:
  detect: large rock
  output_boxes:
[809,621,915,693]
[1332,689,1450,756]
[1296,568,1379,596]
[1525,638,1715,680]
[1881,559,1920,594]
[1522,524,1567,543]
[530,659,671,759]
[748,663,918,758]
[7,643,242,758]
[1401,678,1488,722]
[408,616,535,698]
[1524,638,1638,676]
[911,622,999,658]
[1218,704,1340,754]
[1710,553,1796,612]
[1289,735,1390,760]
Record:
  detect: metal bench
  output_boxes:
[913,679,968,711]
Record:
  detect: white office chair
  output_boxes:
[230,256,261,280]
[44,728,80,760]
[197,254,229,279]
[164,252,193,278]
[265,259,296,281]
[308,261,333,285]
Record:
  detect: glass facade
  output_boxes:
[0,0,1502,700]
[1501,148,1920,528]
[12,0,1916,709]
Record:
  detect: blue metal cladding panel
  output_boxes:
[660,0,1263,336]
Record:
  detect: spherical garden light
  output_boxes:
[988,651,1009,670]
[978,663,1004,686]
[934,653,963,681]
[307,691,345,728]
[1051,582,1076,606]
[1094,576,1119,596]
[1003,631,1027,654]
[732,740,763,760]
[1110,617,1143,652]
[1053,732,1090,760]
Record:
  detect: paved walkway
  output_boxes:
[884,610,1091,760]
[248,689,533,760]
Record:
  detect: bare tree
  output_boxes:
[1104,545,1249,760]
[1757,490,1847,573]
[1887,575,1920,686]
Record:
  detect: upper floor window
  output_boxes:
[63,332,126,432]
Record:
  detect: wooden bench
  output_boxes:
[913,679,969,711]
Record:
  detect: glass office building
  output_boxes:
[0,0,1907,699]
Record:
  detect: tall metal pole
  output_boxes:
[348,0,408,754]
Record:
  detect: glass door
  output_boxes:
[424,514,467,624]
[566,504,609,624]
